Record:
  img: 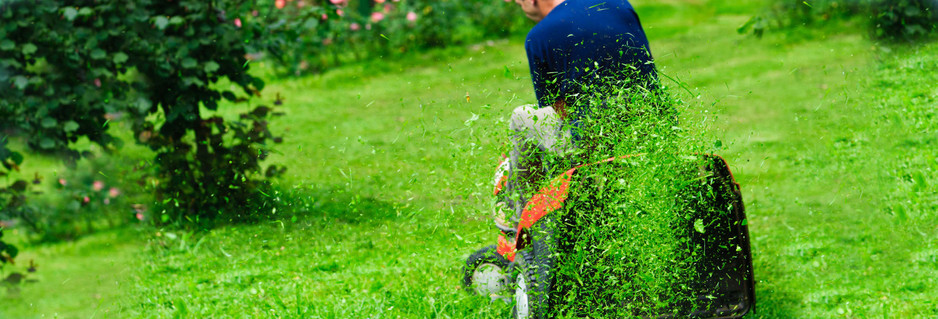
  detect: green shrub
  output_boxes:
[872,0,938,40]
[739,0,938,41]
[0,0,287,232]
[5,154,152,241]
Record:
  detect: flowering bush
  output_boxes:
[4,155,152,241]
[250,0,527,75]
[1,0,286,232]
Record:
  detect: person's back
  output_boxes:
[524,0,655,111]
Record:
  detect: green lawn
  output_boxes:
[2,0,937,317]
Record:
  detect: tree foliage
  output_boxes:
[0,0,288,244]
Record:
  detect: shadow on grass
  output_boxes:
[747,263,801,318]
[276,185,400,225]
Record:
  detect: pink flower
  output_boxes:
[350,22,360,31]
[58,179,67,186]
[406,11,417,22]
[297,0,307,8]
[136,213,144,221]
[92,180,104,191]
[103,198,110,205]
[336,9,344,16]
[383,4,391,14]
[94,78,101,87]
[371,12,384,22]
[329,0,346,5]
[109,187,120,198]
[321,13,328,20]
[275,0,286,9]
[365,23,372,30]
[374,0,384,3]
[252,10,259,16]
[234,18,242,28]
[83,196,90,203]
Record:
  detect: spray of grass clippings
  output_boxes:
[519,69,741,317]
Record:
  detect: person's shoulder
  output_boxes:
[525,14,563,48]
[526,2,575,41]
[566,0,635,14]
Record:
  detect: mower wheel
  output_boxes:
[513,218,554,319]
[463,245,510,298]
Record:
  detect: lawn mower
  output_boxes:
[463,153,756,319]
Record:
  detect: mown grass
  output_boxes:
[2,0,937,317]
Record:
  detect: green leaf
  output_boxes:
[113,52,128,64]
[693,218,705,234]
[169,16,185,26]
[0,40,14,51]
[22,43,37,55]
[39,138,55,149]
[135,97,152,113]
[8,152,23,165]
[203,61,219,73]
[63,121,80,132]
[41,117,57,128]
[63,7,78,21]
[181,76,204,87]
[154,16,169,30]
[13,76,28,89]
[77,7,93,17]
[5,244,17,259]
[90,49,106,60]
[181,58,197,69]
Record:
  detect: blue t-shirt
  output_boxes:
[525,0,655,108]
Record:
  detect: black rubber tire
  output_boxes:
[463,245,510,294]
[513,217,555,319]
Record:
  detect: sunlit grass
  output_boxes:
[1,0,936,317]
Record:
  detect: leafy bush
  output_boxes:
[0,0,286,231]
[872,0,938,40]
[145,106,285,226]
[739,0,938,41]
[0,220,19,267]
[0,137,26,265]
[4,154,152,241]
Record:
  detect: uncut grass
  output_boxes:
[650,5,938,317]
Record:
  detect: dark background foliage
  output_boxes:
[257,0,528,75]
[739,0,938,41]
[0,0,290,262]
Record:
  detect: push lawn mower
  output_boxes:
[463,154,756,319]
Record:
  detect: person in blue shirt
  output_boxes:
[494,0,656,230]
[520,0,655,114]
